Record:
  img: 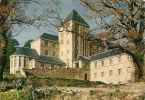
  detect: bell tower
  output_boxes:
[59,10,90,68]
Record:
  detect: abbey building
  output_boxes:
[10,10,135,84]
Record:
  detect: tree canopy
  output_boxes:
[76,0,145,79]
[24,39,33,48]
[0,0,62,82]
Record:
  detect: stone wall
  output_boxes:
[24,68,90,80]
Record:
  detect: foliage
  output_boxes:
[24,39,33,48]
[0,0,62,82]
[77,0,145,79]
[0,90,32,100]
[5,37,19,71]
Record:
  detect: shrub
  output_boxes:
[0,90,32,100]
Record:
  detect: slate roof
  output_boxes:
[12,47,39,57]
[75,56,90,62]
[90,49,124,61]
[36,55,66,65]
[40,33,58,41]
[63,10,89,27]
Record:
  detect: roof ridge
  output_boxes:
[63,10,89,27]
[90,48,120,57]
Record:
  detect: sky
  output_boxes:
[13,0,91,47]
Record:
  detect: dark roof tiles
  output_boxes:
[40,33,58,41]
[63,10,89,27]
[75,56,90,62]
[90,49,124,61]
[36,55,66,64]
[12,47,39,57]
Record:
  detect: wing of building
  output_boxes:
[10,10,135,84]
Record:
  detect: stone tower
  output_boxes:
[59,10,90,68]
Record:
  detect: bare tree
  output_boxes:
[75,0,145,79]
[0,0,62,82]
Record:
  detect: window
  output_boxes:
[61,51,63,56]
[45,50,48,55]
[45,40,48,46]
[102,60,104,66]
[59,65,62,68]
[24,57,26,67]
[75,40,78,45]
[76,49,78,54]
[127,67,131,73]
[67,40,69,44]
[51,64,54,68]
[41,62,44,68]
[94,73,97,78]
[19,57,21,67]
[118,81,122,84]
[53,43,55,47]
[101,72,104,77]
[67,49,69,54]
[11,58,13,67]
[61,33,63,37]
[61,39,63,44]
[14,57,16,66]
[53,52,55,57]
[118,68,122,75]
[67,59,69,67]
[110,59,113,64]
[109,70,113,76]
[118,56,121,62]
[94,62,97,68]
[128,55,131,60]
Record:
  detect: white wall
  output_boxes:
[90,53,135,84]
[31,38,41,55]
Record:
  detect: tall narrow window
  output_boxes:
[45,50,48,55]
[45,40,48,46]
[67,59,69,67]
[67,40,69,44]
[110,59,113,64]
[53,52,55,57]
[24,57,26,67]
[11,58,13,67]
[109,70,113,76]
[14,57,16,66]
[94,62,97,68]
[102,60,104,66]
[128,55,131,60]
[19,57,21,67]
[61,51,63,56]
[41,62,44,68]
[101,72,104,77]
[94,73,97,78]
[53,43,55,47]
[118,56,121,62]
[61,39,63,44]
[51,64,54,68]
[118,68,122,75]
[127,67,131,73]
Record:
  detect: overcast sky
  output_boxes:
[13,0,91,47]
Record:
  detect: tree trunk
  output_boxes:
[0,33,8,82]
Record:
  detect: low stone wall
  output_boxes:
[24,68,90,80]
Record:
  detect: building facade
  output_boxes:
[10,10,135,84]
[74,49,135,84]
[59,10,90,68]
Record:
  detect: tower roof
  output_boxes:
[63,10,89,27]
